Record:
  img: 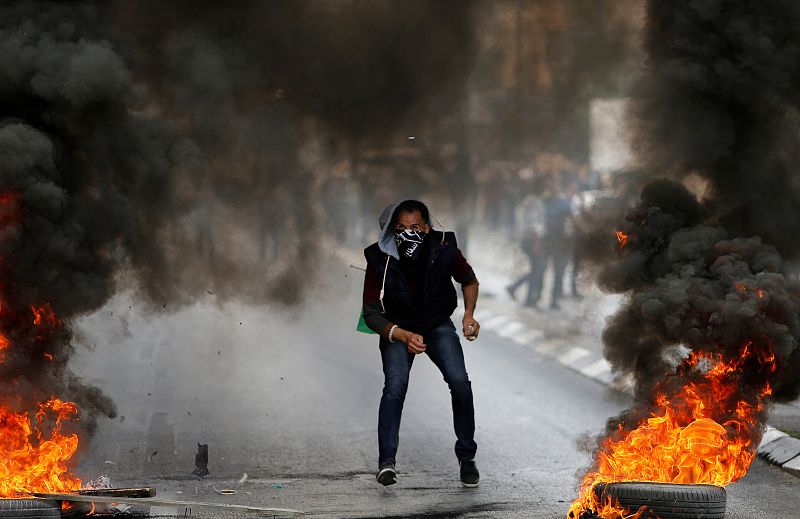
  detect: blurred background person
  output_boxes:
[506,168,546,308]
[541,172,574,310]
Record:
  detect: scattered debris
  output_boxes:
[148,450,158,462]
[104,460,116,465]
[32,493,305,517]
[110,503,133,514]
[76,479,156,515]
[213,487,238,495]
[271,483,282,489]
[192,443,209,479]
[238,473,248,484]
[83,475,112,490]
[79,488,157,498]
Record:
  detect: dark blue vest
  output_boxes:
[364,230,459,333]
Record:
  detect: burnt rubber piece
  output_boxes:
[0,499,60,519]
[593,482,726,519]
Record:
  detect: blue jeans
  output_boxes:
[377,319,477,468]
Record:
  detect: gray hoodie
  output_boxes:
[377,201,404,260]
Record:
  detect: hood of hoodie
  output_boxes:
[377,201,404,259]
[378,200,443,259]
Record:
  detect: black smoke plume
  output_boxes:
[0,0,479,437]
[575,0,800,497]
[112,0,478,304]
[631,0,800,256]
[0,1,184,430]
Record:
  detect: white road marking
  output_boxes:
[534,341,560,355]
[580,358,612,378]
[481,315,513,330]
[497,321,525,338]
[511,329,544,346]
[557,346,591,365]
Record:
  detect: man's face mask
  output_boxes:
[395,229,427,262]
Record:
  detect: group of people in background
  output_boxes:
[497,154,602,311]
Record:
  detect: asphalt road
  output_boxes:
[71,275,800,518]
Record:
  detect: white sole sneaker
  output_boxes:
[377,467,397,486]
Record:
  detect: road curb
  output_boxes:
[471,301,800,481]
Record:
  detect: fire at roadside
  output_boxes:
[569,181,797,518]
[0,192,106,498]
[570,1,800,518]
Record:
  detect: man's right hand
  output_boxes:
[395,328,426,354]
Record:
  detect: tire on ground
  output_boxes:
[593,482,726,519]
[0,499,61,519]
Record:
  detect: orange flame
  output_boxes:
[0,333,9,364]
[567,342,773,519]
[734,283,767,301]
[0,398,81,497]
[615,231,629,249]
[0,190,81,496]
[31,304,60,329]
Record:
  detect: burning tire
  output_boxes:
[593,482,726,519]
[0,499,60,519]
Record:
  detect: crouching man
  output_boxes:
[361,200,481,487]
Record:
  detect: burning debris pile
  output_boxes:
[569,181,796,517]
[0,0,183,496]
[0,185,113,496]
[570,1,800,517]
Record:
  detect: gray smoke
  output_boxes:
[0,0,480,438]
[112,0,478,304]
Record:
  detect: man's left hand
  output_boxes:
[462,315,480,341]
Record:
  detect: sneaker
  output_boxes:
[459,459,479,487]
[376,464,397,486]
